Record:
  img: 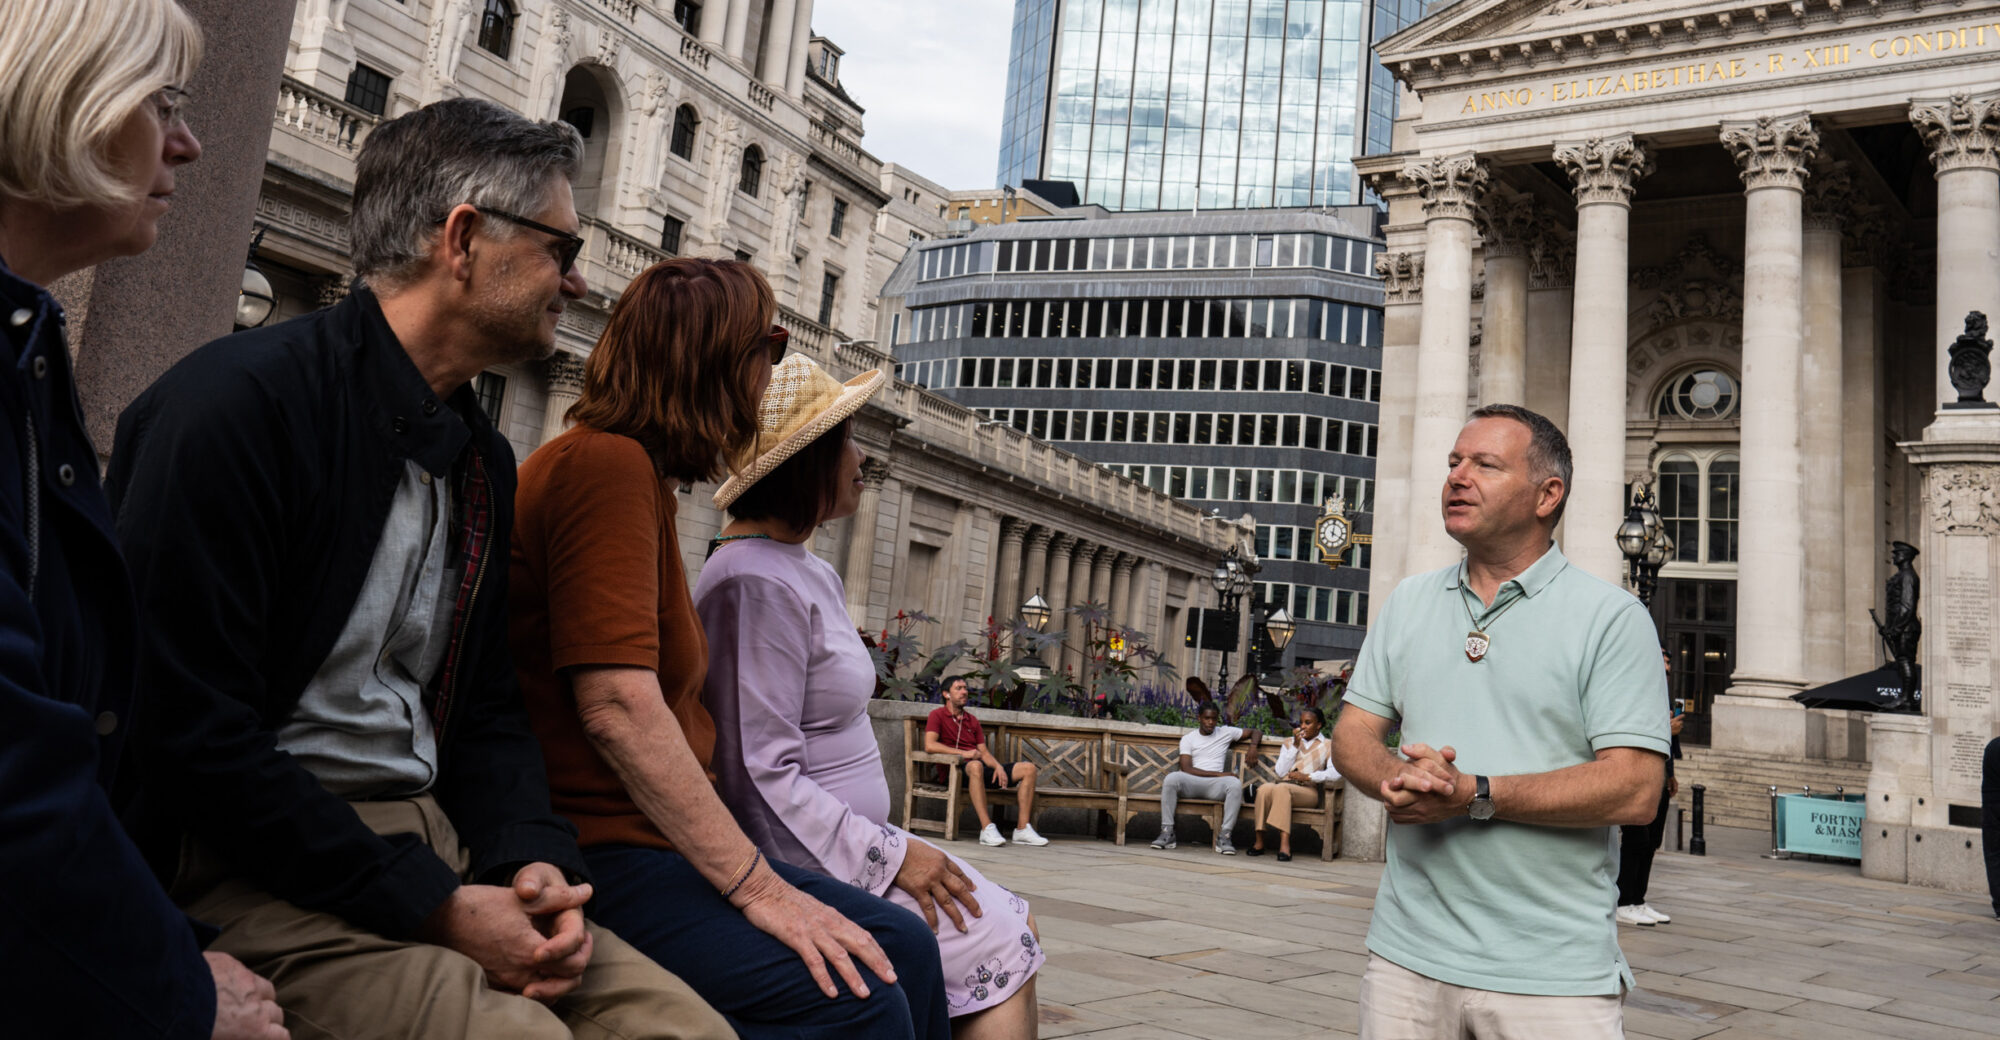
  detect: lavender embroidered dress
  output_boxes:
[695,538,1043,1016]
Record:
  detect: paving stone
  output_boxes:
[1159,948,1325,983]
[1036,1001,1137,1038]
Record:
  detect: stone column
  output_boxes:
[1089,548,1116,615]
[1910,94,2000,413]
[63,0,298,453]
[1021,527,1054,606]
[1043,533,1076,651]
[1368,247,1421,622]
[1842,219,1888,676]
[1801,162,1851,685]
[1553,134,1652,586]
[992,518,1026,629]
[1715,113,1819,753]
[1524,228,1576,432]
[841,459,890,628]
[1402,152,1489,575]
[698,0,730,46]
[758,0,797,88]
[724,0,752,62]
[1478,188,1536,407]
[1110,553,1136,629]
[540,350,587,447]
[783,0,816,97]
[1065,541,1096,675]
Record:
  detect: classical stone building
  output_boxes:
[1355,0,2000,884]
[246,0,1234,683]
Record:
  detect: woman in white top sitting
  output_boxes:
[1247,706,1338,861]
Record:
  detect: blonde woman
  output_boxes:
[0,1,282,1037]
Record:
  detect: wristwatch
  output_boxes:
[1468,775,1495,821]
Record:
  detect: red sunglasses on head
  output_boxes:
[764,325,789,364]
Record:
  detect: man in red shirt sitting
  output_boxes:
[924,676,1048,847]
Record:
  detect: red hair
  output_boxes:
[567,258,775,483]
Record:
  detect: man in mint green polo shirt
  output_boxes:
[1333,404,1669,1039]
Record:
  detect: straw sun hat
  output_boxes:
[712,355,885,510]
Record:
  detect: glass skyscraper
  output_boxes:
[996,0,1424,211]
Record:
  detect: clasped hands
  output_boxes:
[418,862,594,1003]
[1380,743,1475,825]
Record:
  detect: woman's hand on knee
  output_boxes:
[893,838,981,934]
[735,864,896,1000]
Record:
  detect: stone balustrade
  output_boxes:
[748,80,777,112]
[577,218,668,296]
[808,118,883,178]
[594,0,638,23]
[678,36,711,71]
[273,77,374,154]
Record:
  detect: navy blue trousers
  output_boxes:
[584,845,950,1040]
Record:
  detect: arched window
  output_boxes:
[670,105,699,161]
[1653,450,1740,566]
[1656,368,1739,421]
[739,145,764,197]
[477,0,515,59]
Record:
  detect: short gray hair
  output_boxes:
[1469,404,1573,524]
[351,98,583,288]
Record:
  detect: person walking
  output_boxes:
[1331,404,1670,1039]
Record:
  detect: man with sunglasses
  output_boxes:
[108,99,731,1038]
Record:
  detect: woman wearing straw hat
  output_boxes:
[510,258,948,1039]
[698,355,1044,1038]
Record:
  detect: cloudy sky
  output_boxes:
[811,0,1017,191]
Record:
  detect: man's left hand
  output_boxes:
[1380,744,1472,825]
[512,862,595,1000]
[993,764,1010,789]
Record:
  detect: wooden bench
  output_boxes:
[896,713,1343,859]
[1107,736,1345,861]
[901,717,1121,842]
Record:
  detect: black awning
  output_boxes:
[1791,665,1915,711]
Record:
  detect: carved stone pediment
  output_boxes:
[1632,234,1744,330]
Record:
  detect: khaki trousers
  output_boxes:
[174,795,735,1040]
[1358,954,1622,1040]
[1251,781,1322,832]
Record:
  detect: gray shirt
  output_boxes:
[277,460,460,797]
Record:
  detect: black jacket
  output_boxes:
[107,286,586,939]
[0,258,214,1038]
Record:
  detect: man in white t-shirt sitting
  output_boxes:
[1151,703,1262,855]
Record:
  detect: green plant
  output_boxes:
[865,610,972,701]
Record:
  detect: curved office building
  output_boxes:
[882,206,1386,667]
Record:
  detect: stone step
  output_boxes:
[1673,747,1872,829]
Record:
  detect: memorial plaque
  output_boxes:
[1946,729,1988,793]
[1939,541,1994,714]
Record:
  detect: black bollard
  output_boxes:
[1690,784,1707,856]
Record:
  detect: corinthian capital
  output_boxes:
[1478,187,1540,259]
[1720,113,1820,192]
[1528,228,1577,291]
[1803,159,1854,233]
[1401,152,1490,222]
[1910,93,2000,174]
[1552,134,1652,207]
[1375,250,1424,302]
[545,350,588,395]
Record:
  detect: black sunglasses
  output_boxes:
[764,324,789,365]
[440,206,586,274]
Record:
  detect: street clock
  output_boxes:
[1313,496,1372,571]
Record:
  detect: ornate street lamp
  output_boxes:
[1014,590,1052,683]
[1265,607,1295,651]
[236,224,276,329]
[1616,480,1671,606]
[1209,544,1258,693]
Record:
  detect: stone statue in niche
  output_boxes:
[1946,311,1995,409]
[1870,541,1922,712]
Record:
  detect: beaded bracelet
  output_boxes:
[721,849,763,901]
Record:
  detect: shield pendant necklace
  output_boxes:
[1462,585,1524,663]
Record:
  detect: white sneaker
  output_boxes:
[1639,903,1671,924]
[1216,841,1236,856]
[1615,904,1655,927]
[979,823,1007,846]
[1011,824,1049,846]
[1150,830,1177,850]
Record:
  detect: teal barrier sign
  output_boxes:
[1774,793,1866,859]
